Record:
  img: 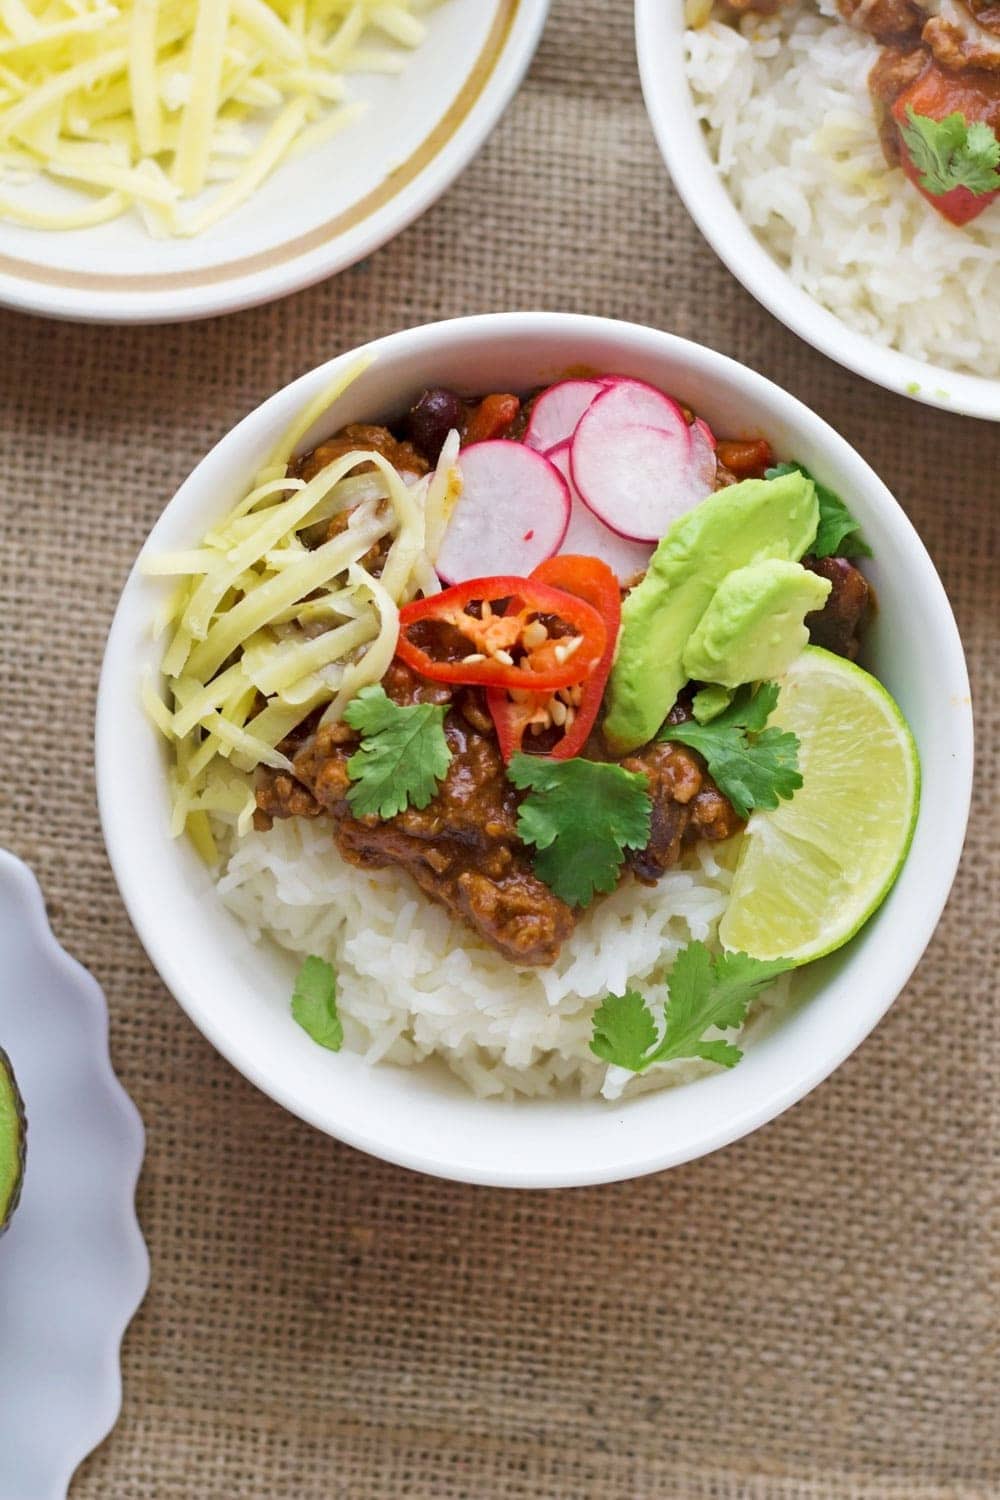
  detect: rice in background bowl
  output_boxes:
[635,0,1000,420]
[96,313,972,1187]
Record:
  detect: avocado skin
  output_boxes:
[683,558,832,689]
[603,473,819,754]
[0,1045,26,1235]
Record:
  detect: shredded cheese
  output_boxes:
[0,0,437,235]
[143,354,457,858]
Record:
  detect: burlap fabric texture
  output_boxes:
[0,0,998,1494]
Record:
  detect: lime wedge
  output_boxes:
[0,1045,26,1233]
[719,647,920,964]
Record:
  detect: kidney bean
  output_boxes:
[405,387,468,463]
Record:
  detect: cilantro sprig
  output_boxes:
[590,941,792,1073]
[765,461,871,559]
[659,682,801,820]
[507,754,652,908]
[291,956,343,1052]
[343,684,452,819]
[900,108,1000,199]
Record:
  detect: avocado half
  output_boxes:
[0,1045,26,1234]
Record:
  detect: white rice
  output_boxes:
[685,0,1000,378]
[214,816,793,1100]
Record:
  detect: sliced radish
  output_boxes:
[436,440,570,584]
[592,376,689,420]
[548,444,652,584]
[523,379,607,453]
[691,420,718,484]
[570,381,717,543]
[602,381,718,457]
[694,416,716,450]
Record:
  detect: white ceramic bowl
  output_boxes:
[635,0,1000,423]
[0,0,548,324]
[97,312,973,1188]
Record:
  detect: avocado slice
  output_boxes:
[691,683,733,724]
[603,472,819,754]
[682,559,831,689]
[0,1046,26,1234]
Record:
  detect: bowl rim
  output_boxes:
[0,0,549,326]
[633,0,1000,423]
[96,311,974,1188]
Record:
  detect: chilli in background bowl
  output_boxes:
[635,0,1000,422]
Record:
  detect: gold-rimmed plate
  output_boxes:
[0,0,547,324]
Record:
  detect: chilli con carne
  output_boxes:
[723,0,1000,223]
[246,378,870,965]
[145,362,918,1102]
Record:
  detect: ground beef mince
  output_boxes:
[291,423,429,483]
[839,0,923,43]
[804,555,871,659]
[254,655,744,965]
[255,770,321,824]
[257,660,575,967]
[620,742,744,883]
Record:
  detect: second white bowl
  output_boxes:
[635,0,1000,422]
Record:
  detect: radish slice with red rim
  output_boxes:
[694,416,716,450]
[523,379,607,453]
[570,381,717,543]
[691,419,717,482]
[601,380,718,457]
[547,444,652,584]
[436,440,570,584]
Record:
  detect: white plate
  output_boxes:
[635,0,1000,422]
[0,0,548,324]
[0,851,148,1500]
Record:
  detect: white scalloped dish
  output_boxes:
[0,850,148,1500]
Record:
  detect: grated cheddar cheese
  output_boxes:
[142,354,461,859]
[0,0,438,235]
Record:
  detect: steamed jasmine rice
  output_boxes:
[216,819,793,1101]
[685,0,1000,379]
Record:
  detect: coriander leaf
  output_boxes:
[588,942,793,1073]
[508,754,652,908]
[900,107,1000,198]
[765,460,872,559]
[692,1038,745,1068]
[590,989,659,1071]
[344,684,452,819]
[658,944,791,1065]
[291,956,343,1052]
[660,683,801,820]
[730,678,779,734]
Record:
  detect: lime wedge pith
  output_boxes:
[719,647,920,964]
